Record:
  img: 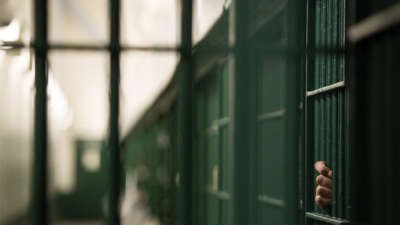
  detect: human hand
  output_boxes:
[314,161,332,209]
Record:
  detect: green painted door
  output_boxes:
[254,53,287,225]
[55,140,106,220]
[193,64,230,225]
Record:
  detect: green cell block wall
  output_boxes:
[123,114,176,225]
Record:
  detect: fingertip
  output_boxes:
[314,161,326,172]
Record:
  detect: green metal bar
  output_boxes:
[228,0,251,224]
[192,91,199,224]
[314,0,321,214]
[326,0,332,166]
[31,0,48,225]
[305,212,350,224]
[326,0,332,187]
[108,0,121,225]
[331,90,337,217]
[332,0,338,84]
[197,91,206,225]
[254,57,262,225]
[305,0,316,221]
[326,0,334,216]
[321,0,327,172]
[337,92,344,218]
[331,0,338,216]
[217,66,225,225]
[342,0,351,220]
[339,0,346,219]
[285,0,302,222]
[177,0,193,224]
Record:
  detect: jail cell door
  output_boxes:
[305,0,350,224]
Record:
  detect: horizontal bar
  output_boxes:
[348,2,400,43]
[206,188,231,200]
[207,117,231,135]
[0,41,179,52]
[305,212,350,225]
[0,41,26,49]
[214,191,231,200]
[307,81,345,97]
[214,117,231,127]
[0,41,347,54]
[59,44,179,52]
[257,195,285,207]
[257,109,285,121]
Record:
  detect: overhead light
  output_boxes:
[0,19,20,42]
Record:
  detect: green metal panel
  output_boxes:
[255,55,286,225]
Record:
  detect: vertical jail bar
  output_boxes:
[313,0,321,214]
[228,0,250,225]
[338,0,345,219]
[31,0,48,225]
[305,0,315,220]
[286,0,302,224]
[217,68,223,225]
[108,0,121,224]
[177,0,193,224]
[331,0,338,217]
[341,0,350,219]
[326,0,333,216]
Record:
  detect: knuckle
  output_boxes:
[316,186,323,195]
[315,195,322,205]
[316,175,323,184]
